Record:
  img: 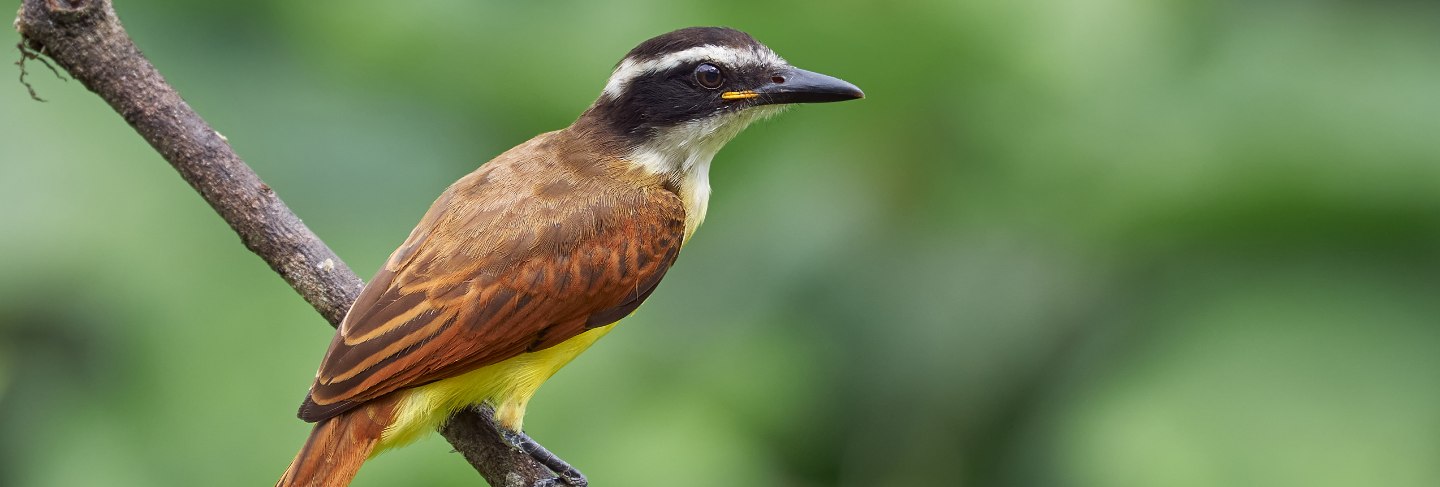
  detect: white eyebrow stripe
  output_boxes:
[601,44,786,99]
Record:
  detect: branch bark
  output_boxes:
[14,1,553,485]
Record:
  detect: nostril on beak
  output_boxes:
[771,76,786,84]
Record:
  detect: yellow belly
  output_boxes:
[375,323,616,453]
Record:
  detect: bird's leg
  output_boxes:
[502,430,588,487]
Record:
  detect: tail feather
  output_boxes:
[277,395,400,487]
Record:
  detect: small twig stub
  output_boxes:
[15,40,67,101]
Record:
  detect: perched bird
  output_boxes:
[277,26,863,487]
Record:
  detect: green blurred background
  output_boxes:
[3,0,1439,486]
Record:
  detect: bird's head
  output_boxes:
[578,27,863,176]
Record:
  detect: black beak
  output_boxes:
[748,66,864,105]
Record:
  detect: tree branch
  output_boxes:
[14,1,553,485]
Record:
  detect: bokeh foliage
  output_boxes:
[2,0,1438,486]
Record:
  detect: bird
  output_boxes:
[277,26,863,487]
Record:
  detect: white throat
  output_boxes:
[627,106,785,244]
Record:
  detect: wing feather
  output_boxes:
[298,137,684,423]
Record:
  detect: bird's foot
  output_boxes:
[503,430,588,487]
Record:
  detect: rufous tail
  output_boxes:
[277,395,400,487]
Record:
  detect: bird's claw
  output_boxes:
[556,469,587,486]
[529,472,586,487]
[532,474,586,487]
[504,430,586,486]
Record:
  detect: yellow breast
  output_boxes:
[377,323,616,453]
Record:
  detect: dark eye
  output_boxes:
[694,63,723,89]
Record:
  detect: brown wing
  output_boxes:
[298,134,684,422]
